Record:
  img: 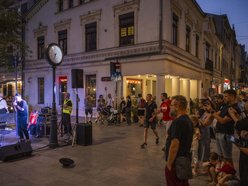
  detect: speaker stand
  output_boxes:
[75,88,80,124]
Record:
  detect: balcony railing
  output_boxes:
[205,58,213,71]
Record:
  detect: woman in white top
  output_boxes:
[0,93,9,114]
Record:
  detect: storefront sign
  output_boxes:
[101,77,111,81]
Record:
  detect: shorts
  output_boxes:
[144,120,157,129]
[137,109,145,116]
[85,108,93,115]
[215,133,232,159]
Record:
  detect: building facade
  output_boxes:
[0,0,243,116]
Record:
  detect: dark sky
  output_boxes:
[196,0,248,51]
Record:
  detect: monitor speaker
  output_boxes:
[71,69,84,88]
[0,142,33,162]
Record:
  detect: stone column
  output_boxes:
[156,75,165,103]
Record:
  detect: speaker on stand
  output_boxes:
[71,69,84,146]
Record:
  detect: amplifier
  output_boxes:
[76,123,92,146]
[0,142,33,162]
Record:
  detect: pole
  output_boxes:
[49,66,58,148]
[14,56,18,94]
[76,88,79,124]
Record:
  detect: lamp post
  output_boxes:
[45,43,64,148]
[50,65,58,148]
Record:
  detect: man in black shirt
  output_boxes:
[212,89,240,166]
[140,94,159,148]
[165,95,193,186]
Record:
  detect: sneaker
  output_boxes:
[156,138,159,144]
[140,143,147,149]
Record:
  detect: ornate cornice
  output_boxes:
[80,9,102,25]
[25,42,160,70]
[26,0,49,21]
[33,25,48,38]
[54,18,72,32]
[171,0,182,18]
[113,0,140,16]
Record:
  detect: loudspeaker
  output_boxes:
[71,69,84,88]
[0,142,33,162]
[76,123,92,146]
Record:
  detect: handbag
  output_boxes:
[175,156,192,180]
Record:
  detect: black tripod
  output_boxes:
[71,89,80,147]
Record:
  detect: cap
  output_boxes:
[215,94,223,99]
[218,164,236,175]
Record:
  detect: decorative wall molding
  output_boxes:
[80,9,102,25]
[33,25,48,38]
[54,18,72,32]
[26,0,49,21]
[171,0,182,18]
[113,0,140,17]
[25,42,160,70]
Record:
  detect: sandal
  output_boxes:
[156,138,159,144]
[140,143,147,149]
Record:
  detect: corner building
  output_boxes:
[24,0,224,116]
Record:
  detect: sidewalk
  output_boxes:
[0,119,239,186]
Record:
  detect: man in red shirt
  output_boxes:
[160,93,173,139]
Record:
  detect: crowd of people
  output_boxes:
[1,89,248,186]
[110,89,248,186]
[162,90,248,186]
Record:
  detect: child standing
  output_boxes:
[190,115,201,176]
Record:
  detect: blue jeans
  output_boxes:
[216,133,232,159]
[17,116,29,140]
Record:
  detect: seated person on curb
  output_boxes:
[201,152,219,185]
[214,163,240,186]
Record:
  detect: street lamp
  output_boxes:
[45,43,64,148]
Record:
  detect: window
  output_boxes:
[186,25,191,52]
[38,78,44,104]
[119,12,134,46]
[37,36,45,59]
[172,13,178,46]
[85,22,97,51]
[205,42,210,61]
[195,34,199,58]
[58,30,67,55]
[85,75,96,107]
[68,0,73,8]
[58,0,63,12]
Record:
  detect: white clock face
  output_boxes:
[48,45,63,64]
